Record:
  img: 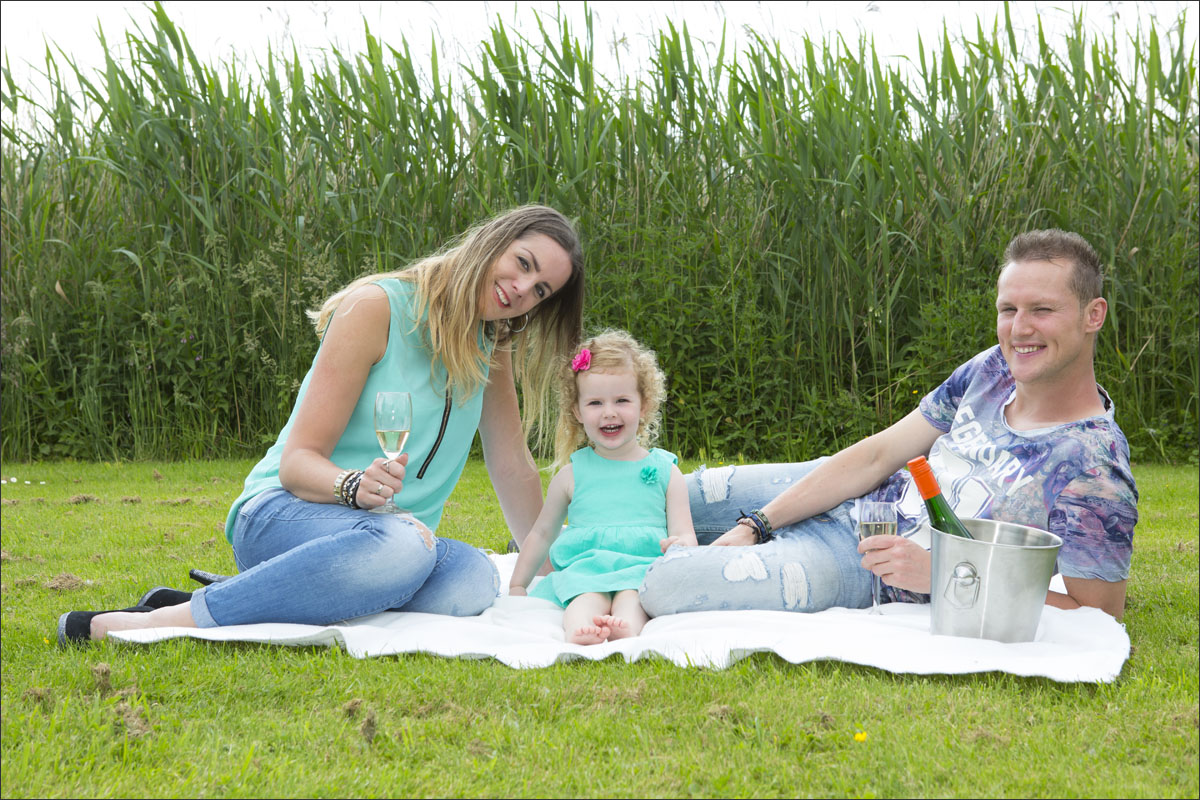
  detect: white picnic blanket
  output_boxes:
[110,554,1131,682]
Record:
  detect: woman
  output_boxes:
[59,205,585,643]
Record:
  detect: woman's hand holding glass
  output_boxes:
[370,391,413,515]
[356,453,408,511]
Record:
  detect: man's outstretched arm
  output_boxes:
[714,408,943,546]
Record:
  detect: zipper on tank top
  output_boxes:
[417,392,452,479]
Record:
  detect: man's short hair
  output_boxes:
[1003,229,1103,303]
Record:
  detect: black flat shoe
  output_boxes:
[188,568,233,586]
[57,605,153,647]
[137,586,193,609]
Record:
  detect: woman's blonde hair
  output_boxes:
[308,206,585,448]
[553,329,667,469]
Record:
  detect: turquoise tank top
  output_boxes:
[224,279,491,539]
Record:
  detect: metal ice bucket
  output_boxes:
[929,518,1063,643]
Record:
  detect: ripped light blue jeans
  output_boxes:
[189,488,499,628]
[639,460,872,615]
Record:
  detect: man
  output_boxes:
[639,229,1137,619]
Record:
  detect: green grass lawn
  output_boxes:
[1,459,1196,798]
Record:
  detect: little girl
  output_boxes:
[508,330,697,644]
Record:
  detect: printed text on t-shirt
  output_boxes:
[949,405,1036,491]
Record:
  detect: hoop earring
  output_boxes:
[508,314,529,334]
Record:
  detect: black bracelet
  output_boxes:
[350,472,367,509]
[337,469,361,507]
[751,509,774,541]
[737,515,766,543]
[341,470,365,509]
[737,508,775,544]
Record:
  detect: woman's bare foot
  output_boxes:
[568,623,611,645]
[91,604,197,641]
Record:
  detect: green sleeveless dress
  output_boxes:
[530,447,677,607]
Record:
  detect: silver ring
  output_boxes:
[383,461,391,475]
[376,482,384,495]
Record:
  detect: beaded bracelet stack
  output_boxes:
[737,508,775,544]
[333,469,353,499]
[334,469,366,509]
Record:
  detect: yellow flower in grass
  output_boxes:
[854,731,868,743]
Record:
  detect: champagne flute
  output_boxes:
[372,391,412,515]
[857,500,898,614]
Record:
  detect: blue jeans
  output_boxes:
[189,488,499,628]
[639,460,872,615]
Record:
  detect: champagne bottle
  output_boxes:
[906,456,974,539]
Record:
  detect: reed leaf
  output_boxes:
[1,3,1194,463]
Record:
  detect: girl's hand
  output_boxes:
[354,453,408,509]
[659,536,694,553]
[711,523,757,547]
[509,585,527,597]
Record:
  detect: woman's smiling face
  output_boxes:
[479,233,573,322]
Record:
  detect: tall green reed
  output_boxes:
[1,3,1195,463]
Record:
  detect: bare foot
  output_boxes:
[91,605,195,641]
[597,614,641,641]
[568,624,611,645]
[90,612,148,641]
[593,614,628,634]
[592,618,643,642]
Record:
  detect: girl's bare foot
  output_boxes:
[607,590,648,640]
[568,624,610,645]
[595,614,639,641]
[593,614,628,634]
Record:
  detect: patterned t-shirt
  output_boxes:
[867,346,1138,602]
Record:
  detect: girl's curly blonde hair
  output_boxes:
[553,329,667,469]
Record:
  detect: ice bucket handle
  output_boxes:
[944,561,980,610]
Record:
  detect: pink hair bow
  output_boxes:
[571,348,592,372]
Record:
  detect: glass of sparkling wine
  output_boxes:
[372,391,412,515]
[857,500,898,614]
